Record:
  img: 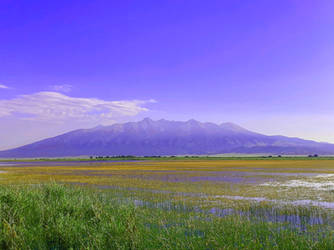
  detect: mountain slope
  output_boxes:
[0,118,333,157]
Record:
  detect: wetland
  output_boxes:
[1,158,334,249]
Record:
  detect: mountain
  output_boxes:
[1,118,334,157]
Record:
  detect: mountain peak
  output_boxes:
[92,125,105,129]
[1,118,334,157]
[220,122,248,132]
[142,117,153,122]
[138,117,155,126]
[186,119,200,125]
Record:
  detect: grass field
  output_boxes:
[1,158,334,249]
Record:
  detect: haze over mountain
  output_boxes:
[1,118,334,158]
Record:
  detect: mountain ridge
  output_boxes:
[1,118,334,157]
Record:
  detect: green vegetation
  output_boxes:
[1,183,334,249]
[2,159,334,249]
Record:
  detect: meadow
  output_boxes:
[1,158,334,249]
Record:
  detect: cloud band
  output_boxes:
[0,91,155,122]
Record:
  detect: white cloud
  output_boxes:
[0,84,9,89]
[0,91,155,123]
[50,84,72,93]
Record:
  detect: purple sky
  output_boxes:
[1,0,334,150]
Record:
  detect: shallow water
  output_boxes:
[212,195,334,209]
[3,160,334,211]
[0,160,141,167]
[56,169,319,184]
[4,159,334,235]
[128,196,334,229]
[0,163,15,166]
[72,171,267,183]
[208,207,330,230]
[70,181,334,210]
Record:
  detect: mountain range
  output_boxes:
[1,118,334,157]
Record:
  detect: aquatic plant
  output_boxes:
[1,184,334,249]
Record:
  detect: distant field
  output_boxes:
[1,155,334,162]
[1,158,334,248]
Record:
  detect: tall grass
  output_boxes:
[0,184,334,249]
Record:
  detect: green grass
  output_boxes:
[2,159,334,249]
[1,183,334,249]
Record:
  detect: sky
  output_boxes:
[1,0,334,150]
